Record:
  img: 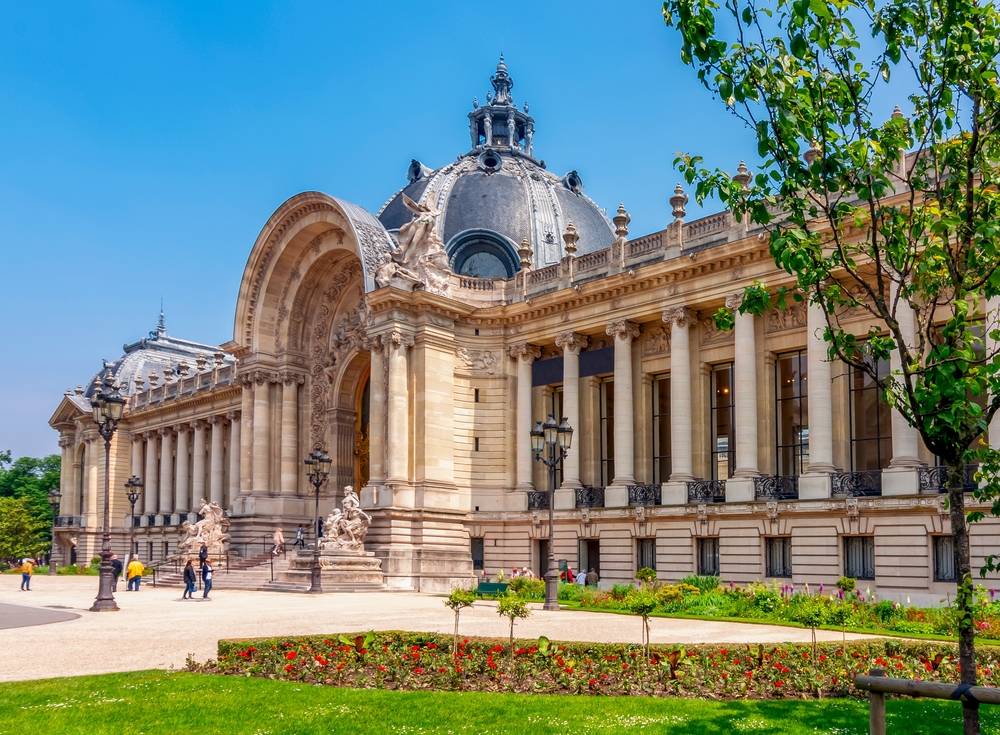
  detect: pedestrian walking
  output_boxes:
[202,559,214,599]
[110,554,123,592]
[317,516,324,539]
[182,560,197,599]
[126,557,144,591]
[272,527,285,555]
[292,525,305,549]
[20,558,33,591]
[586,568,599,586]
[575,569,586,586]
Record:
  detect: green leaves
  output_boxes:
[0,497,50,564]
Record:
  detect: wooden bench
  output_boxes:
[475,582,509,597]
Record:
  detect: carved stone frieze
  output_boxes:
[643,326,670,356]
[456,347,500,374]
[765,302,807,333]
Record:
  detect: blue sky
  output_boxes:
[0,0,778,457]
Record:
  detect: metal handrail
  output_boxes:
[831,470,882,497]
[527,491,550,510]
[917,464,979,494]
[753,475,799,500]
[575,486,605,508]
[627,484,662,506]
[687,479,726,503]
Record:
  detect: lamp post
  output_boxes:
[125,476,143,558]
[47,488,62,576]
[304,448,332,594]
[89,373,127,612]
[531,413,573,611]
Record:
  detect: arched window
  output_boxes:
[447,230,520,279]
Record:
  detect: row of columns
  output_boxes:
[366,329,414,488]
[132,412,240,515]
[509,295,925,502]
[241,371,302,496]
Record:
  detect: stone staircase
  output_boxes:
[151,551,309,593]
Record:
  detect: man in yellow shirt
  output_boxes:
[126,558,145,592]
[20,558,33,591]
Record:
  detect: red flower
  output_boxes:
[284,664,294,671]
[775,681,784,687]
[246,647,256,653]
[721,673,728,680]
[415,668,423,674]
[456,666,462,673]
[819,655,827,662]
[622,664,629,670]
[720,649,728,656]
[439,667,447,672]
[378,666,386,672]
[589,678,596,685]
[285,651,297,660]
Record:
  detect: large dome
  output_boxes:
[377,57,615,279]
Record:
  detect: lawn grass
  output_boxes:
[1,669,998,734]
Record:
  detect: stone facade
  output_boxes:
[48,60,1000,601]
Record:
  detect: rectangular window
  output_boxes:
[652,375,672,483]
[600,379,615,487]
[843,536,875,580]
[471,538,485,571]
[775,350,809,476]
[637,538,657,572]
[850,357,893,470]
[765,537,793,578]
[697,537,720,576]
[474,437,480,452]
[711,364,735,480]
[474,388,480,403]
[933,536,956,582]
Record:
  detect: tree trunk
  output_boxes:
[949,459,980,735]
[453,609,460,655]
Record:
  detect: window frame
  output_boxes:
[849,355,893,471]
[652,374,672,483]
[933,535,956,583]
[600,378,615,487]
[471,538,485,571]
[843,536,876,580]
[710,363,735,481]
[765,536,793,578]
[696,537,720,576]
[636,537,657,572]
[775,350,809,477]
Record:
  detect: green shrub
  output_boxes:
[679,575,720,592]
[836,576,856,593]
[635,567,658,586]
[610,584,633,600]
[557,582,585,601]
[508,576,545,599]
[872,600,903,625]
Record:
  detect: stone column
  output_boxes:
[279,373,301,496]
[884,281,922,495]
[158,427,174,515]
[239,376,253,497]
[175,425,190,514]
[509,342,541,492]
[800,302,836,500]
[227,411,241,507]
[252,372,272,494]
[86,436,100,523]
[143,432,159,514]
[606,320,640,506]
[57,436,73,516]
[192,420,207,504]
[555,332,588,503]
[129,435,143,480]
[368,338,386,486]
[660,306,696,504]
[209,416,226,506]
[726,293,760,502]
[386,330,414,485]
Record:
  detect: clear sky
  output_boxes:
[1,0,771,458]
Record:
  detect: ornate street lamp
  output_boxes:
[304,448,333,594]
[89,373,127,612]
[47,487,62,576]
[125,475,143,558]
[531,413,573,611]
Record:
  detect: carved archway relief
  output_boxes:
[233,192,393,354]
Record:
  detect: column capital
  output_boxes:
[555,331,589,355]
[226,410,242,422]
[143,430,159,441]
[507,341,541,363]
[606,319,640,343]
[58,435,75,449]
[251,370,279,385]
[157,426,176,438]
[191,419,209,431]
[725,292,744,310]
[389,330,415,349]
[208,415,225,425]
[280,371,305,386]
[365,334,385,353]
[174,423,191,436]
[662,305,697,327]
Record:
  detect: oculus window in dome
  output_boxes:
[376,56,615,273]
[448,231,519,278]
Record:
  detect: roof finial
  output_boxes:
[490,54,514,106]
[157,298,166,336]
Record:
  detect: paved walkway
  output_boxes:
[0,601,80,629]
[0,575,873,683]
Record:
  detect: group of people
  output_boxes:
[560,566,600,586]
[181,557,213,600]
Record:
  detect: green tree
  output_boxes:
[444,586,477,654]
[0,497,49,565]
[496,594,531,663]
[0,451,61,549]
[662,0,1000,729]
[627,587,659,658]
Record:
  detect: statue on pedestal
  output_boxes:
[390,193,452,297]
[177,499,230,559]
[321,486,372,552]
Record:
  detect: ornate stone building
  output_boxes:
[49,58,1000,600]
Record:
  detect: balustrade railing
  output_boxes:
[917,465,979,494]
[831,470,882,497]
[527,491,550,510]
[575,486,605,508]
[575,250,608,271]
[627,483,662,506]
[527,265,559,285]
[627,233,662,257]
[459,277,496,291]
[753,475,799,500]
[684,212,730,240]
[687,479,726,503]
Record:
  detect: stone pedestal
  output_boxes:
[882,467,919,496]
[725,477,755,503]
[282,548,385,591]
[661,481,688,505]
[798,473,832,500]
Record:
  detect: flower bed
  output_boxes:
[570,577,1000,640]
[189,632,1000,699]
